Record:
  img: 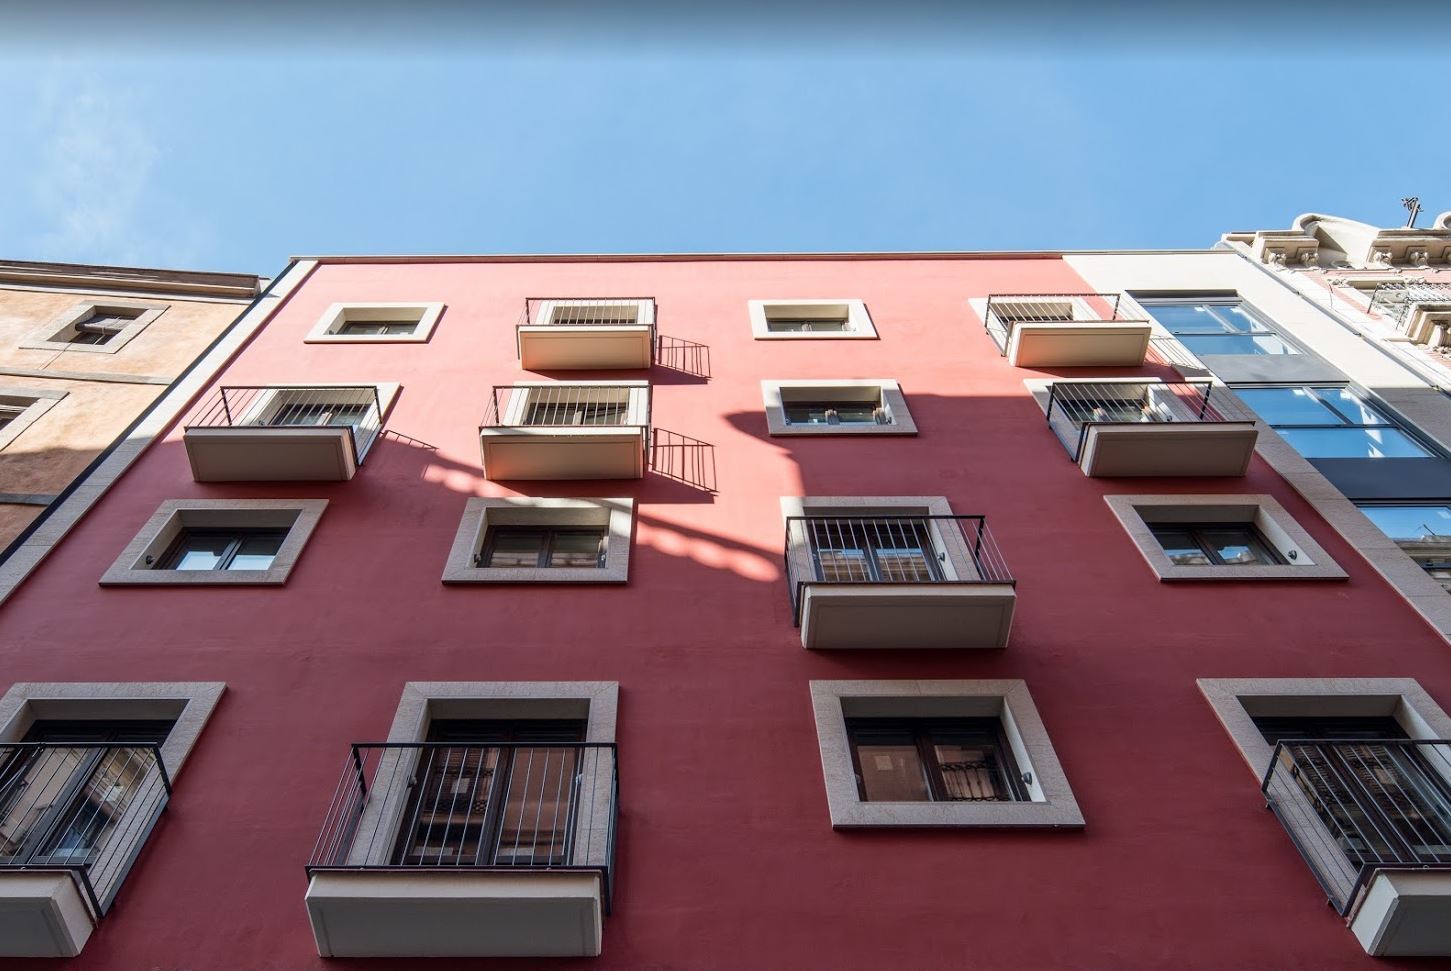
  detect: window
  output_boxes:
[65,307,145,345]
[100,499,327,586]
[1358,504,1451,590]
[157,528,288,571]
[477,526,607,569]
[748,299,877,340]
[306,302,445,343]
[808,680,1083,828]
[1233,386,1433,459]
[1141,297,1296,356]
[22,301,165,355]
[810,519,939,581]
[270,402,371,428]
[1104,494,1347,581]
[0,404,24,431]
[1150,522,1284,566]
[761,380,917,436]
[525,400,628,426]
[848,718,1025,803]
[0,388,67,451]
[442,498,633,584]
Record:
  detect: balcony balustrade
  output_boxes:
[479,383,650,480]
[516,297,656,370]
[183,385,383,481]
[984,293,1152,367]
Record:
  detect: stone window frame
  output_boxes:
[760,379,918,437]
[441,497,633,584]
[0,386,67,452]
[305,302,445,344]
[0,681,226,777]
[748,299,877,340]
[1104,494,1348,581]
[809,679,1083,828]
[343,681,619,868]
[21,300,167,355]
[1197,677,1451,781]
[99,498,327,587]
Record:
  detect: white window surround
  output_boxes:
[99,498,327,586]
[20,300,167,355]
[1105,494,1348,581]
[1197,677,1451,780]
[441,497,633,584]
[305,303,445,344]
[748,299,876,340]
[0,387,66,452]
[809,680,1083,828]
[760,379,918,436]
[0,681,226,777]
[532,299,654,328]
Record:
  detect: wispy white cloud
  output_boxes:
[30,67,207,268]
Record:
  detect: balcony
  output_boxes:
[183,385,383,482]
[516,298,656,370]
[1045,380,1257,477]
[0,743,170,957]
[984,293,1152,367]
[784,515,1016,649]
[1368,282,1451,347]
[480,383,650,481]
[1262,739,1451,956]
[305,742,617,957]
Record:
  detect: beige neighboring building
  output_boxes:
[0,260,262,551]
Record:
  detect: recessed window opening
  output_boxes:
[784,394,888,426]
[0,404,24,431]
[847,718,1026,803]
[768,316,848,333]
[525,400,628,426]
[476,526,607,569]
[807,518,940,582]
[269,401,371,428]
[1150,522,1286,566]
[156,528,288,571]
[60,307,145,346]
[335,320,417,337]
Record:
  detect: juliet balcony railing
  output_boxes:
[984,293,1152,367]
[516,298,657,370]
[479,384,651,480]
[183,385,384,481]
[305,742,618,957]
[783,515,1016,650]
[0,742,171,919]
[1366,282,1451,344]
[1261,739,1451,918]
[1044,380,1257,477]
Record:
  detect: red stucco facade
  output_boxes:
[1,255,1447,969]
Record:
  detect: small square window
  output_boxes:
[0,388,67,451]
[749,299,877,340]
[158,528,289,571]
[762,380,917,436]
[443,498,632,584]
[848,718,1026,803]
[306,303,444,343]
[22,302,165,355]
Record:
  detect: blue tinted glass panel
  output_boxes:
[1359,505,1451,542]
[1178,334,1294,356]
[1316,387,1390,426]
[1212,304,1269,333]
[1234,387,1342,425]
[1278,427,1432,459]
[1148,304,1244,335]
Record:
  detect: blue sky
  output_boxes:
[1,3,1448,277]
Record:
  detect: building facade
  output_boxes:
[0,246,1448,968]
[0,260,263,550]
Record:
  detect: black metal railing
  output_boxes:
[984,293,1145,354]
[0,743,171,917]
[783,515,1014,625]
[1045,380,1245,460]
[185,385,385,462]
[1261,738,1451,916]
[308,742,618,912]
[1366,282,1451,337]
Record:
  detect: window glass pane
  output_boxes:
[484,529,546,567]
[1316,387,1391,426]
[855,744,930,802]
[1278,427,1433,459]
[932,742,1010,801]
[338,320,416,336]
[1151,527,1212,566]
[169,534,232,570]
[1359,505,1451,543]
[767,318,847,333]
[815,547,869,581]
[1234,387,1343,426]
[1145,304,1234,334]
[526,402,627,426]
[783,401,881,425]
[228,532,285,570]
[1199,527,1273,565]
[547,530,605,568]
[1176,334,1294,356]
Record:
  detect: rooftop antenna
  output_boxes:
[1402,196,1422,228]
